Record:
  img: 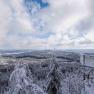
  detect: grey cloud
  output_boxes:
[65,16,94,41]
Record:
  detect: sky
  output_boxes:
[0,0,94,49]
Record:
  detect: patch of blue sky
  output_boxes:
[7,20,32,37]
[32,0,49,9]
[24,0,49,14]
[33,31,54,39]
[32,17,48,32]
[7,31,53,40]
[7,31,33,38]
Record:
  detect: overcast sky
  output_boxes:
[0,0,94,49]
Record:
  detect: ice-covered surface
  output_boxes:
[0,50,94,94]
[5,62,47,94]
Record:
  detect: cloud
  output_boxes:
[0,0,12,45]
[0,0,94,49]
[85,29,94,42]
